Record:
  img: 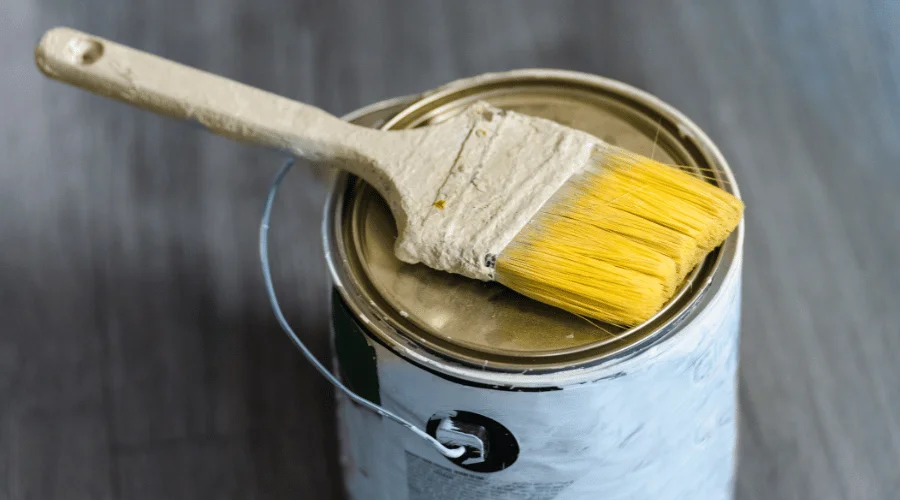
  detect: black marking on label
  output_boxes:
[332,289,381,405]
[484,254,497,269]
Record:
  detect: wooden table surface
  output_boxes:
[2,1,899,498]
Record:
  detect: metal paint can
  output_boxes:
[325,70,743,500]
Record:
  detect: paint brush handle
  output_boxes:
[34,27,376,162]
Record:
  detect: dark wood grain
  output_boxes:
[2,0,899,498]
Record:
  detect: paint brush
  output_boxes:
[35,27,743,327]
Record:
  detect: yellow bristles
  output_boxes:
[496,149,744,327]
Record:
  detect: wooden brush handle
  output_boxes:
[34,27,373,161]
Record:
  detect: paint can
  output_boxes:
[324,70,743,500]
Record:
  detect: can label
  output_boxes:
[334,257,742,500]
[406,453,572,500]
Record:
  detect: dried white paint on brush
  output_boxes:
[384,102,601,281]
[35,28,603,281]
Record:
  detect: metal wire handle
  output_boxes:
[259,159,465,459]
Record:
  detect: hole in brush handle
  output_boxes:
[66,37,104,65]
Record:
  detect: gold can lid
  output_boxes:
[334,70,736,367]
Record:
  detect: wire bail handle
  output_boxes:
[259,159,466,460]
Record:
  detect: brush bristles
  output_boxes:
[496,150,744,327]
